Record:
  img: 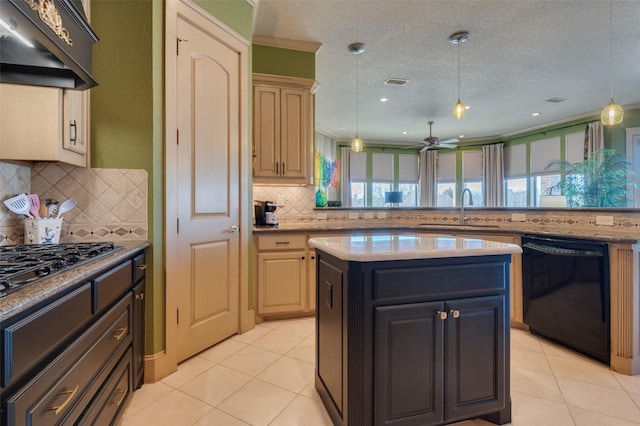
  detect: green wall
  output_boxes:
[253,45,316,79]
[90,0,253,356]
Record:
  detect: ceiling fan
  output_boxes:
[414,121,459,152]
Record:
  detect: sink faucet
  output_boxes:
[460,188,474,225]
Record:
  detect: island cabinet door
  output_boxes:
[444,295,507,423]
[374,301,445,426]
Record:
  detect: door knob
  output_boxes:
[227,225,239,234]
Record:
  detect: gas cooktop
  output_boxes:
[0,242,122,298]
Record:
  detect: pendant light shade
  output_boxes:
[449,31,469,120]
[349,42,366,152]
[601,0,623,126]
[601,98,623,125]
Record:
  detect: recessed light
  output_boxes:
[459,135,465,139]
[531,112,541,117]
[464,105,471,110]
[380,97,389,103]
[401,131,408,135]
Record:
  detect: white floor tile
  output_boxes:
[613,370,640,395]
[257,355,315,393]
[121,381,174,419]
[547,354,622,389]
[568,406,640,426]
[286,334,315,363]
[179,365,253,407]
[557,377,640,422]
[161,356,216,389]
[511,329,544,352]
[269,394,334,426]
[511,347,553,374]
[219,344,281,376]
[274,317,315,337]
[192,408,251,425]
[251,329,305,354]
[511,390,575,426]
[217,378,296,426]
[231,324,273,344]
[119,389,213,426]
[197,337,247,364]
[511,367,564,403]
[299,380,322,401]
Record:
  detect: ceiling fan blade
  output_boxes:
[420,145,434,152]
[403,143,426,150]
[438,137,459,144]
[437,143,458,149]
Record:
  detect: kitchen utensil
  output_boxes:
[27,194,41,219]
[45,199,59,218]
[56,199,77,218]
[39,202,48,219]
[3,194,32,218]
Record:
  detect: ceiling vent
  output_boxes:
[384,77,409,86]
[545,97,567,103]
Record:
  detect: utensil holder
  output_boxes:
[24,218,63,244]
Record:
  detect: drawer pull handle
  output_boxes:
[112,389,127,406]
[450,309,460,319]
[49,385,79,415]
[275,241,290,245]
[135,293,145,300]
[137,264,148,270]
[437,311,448,320]
[113,327,128,341]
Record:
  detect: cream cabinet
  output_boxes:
[0,84,89,167]
[252,74,315,185]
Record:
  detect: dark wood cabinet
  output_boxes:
[315,251,511,426]
[1,247,147,426]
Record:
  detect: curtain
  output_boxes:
[419,150,437,207]
[340,146,352,207]
[482,143,504,207]
[584,121,604,158]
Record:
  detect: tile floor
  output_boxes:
[119,317,640,426]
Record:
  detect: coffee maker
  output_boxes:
[254,201,278,226]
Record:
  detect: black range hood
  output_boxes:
[0,0,98,90]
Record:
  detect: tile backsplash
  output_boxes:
[0,161,148,245]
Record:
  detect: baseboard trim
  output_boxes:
[143,351,177,383]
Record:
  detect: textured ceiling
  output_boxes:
[252,0,640,146]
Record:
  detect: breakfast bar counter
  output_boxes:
[308,234,521,426]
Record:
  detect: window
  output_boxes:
[398,154,419,207]
[462,150,483,206]
[437,152,456,207]
[530,137,561,206]
[346,150,419,207]
[504,144,527,207]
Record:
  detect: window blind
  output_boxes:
[350,152,367,181]
[565,131,585,164]
[463,150,483,181]
[398,154,419,182]
[372,153,394,181]
[530,136,560,174]
[505,144,526,177]
[437,152,456,181]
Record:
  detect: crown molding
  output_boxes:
[252,35,322,53]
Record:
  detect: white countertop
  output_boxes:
[308,233,522,262]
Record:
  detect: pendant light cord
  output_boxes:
[457,41,461,99]
[356,52,359,135]
[608,0,613,98]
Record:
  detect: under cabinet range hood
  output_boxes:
[0,0,98,90]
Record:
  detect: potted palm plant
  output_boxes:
[545,148,636,207]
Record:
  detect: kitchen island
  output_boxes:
[308,234,521,426]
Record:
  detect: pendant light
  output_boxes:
[449,31,469,120]
[601,0,623,125]
[349,42,366,152]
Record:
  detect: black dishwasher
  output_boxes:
[522,235,609,364]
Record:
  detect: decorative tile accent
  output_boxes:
[0,161,148,245]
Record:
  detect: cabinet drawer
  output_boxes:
[93,260,133,313]
[373,260,508,303]
[258,234,307,250]
[133,251,147,283]
[5,296,132,426]
[79,349,132,426]
[1,283,92,387]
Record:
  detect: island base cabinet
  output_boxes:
[375,296,509,426]
[314,251,512,426]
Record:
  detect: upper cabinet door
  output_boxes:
[252,74,315,186]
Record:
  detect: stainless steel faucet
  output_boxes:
[460,188,474,225]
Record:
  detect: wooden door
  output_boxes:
[445,295,507,422]
[374,301,445,426]
[257,251,306,315]
[279,88,308,179]
[174,15,240,361]
[253,85,280,178]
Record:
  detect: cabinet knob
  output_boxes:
[450,309,460,319]
[301,256,305,260]
[137,264,147,271]
[437,311,448,320]
[135,293,145,300]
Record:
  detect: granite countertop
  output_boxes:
[308,234,522,262]
[0,241,150,322]
[254,223,639,244]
